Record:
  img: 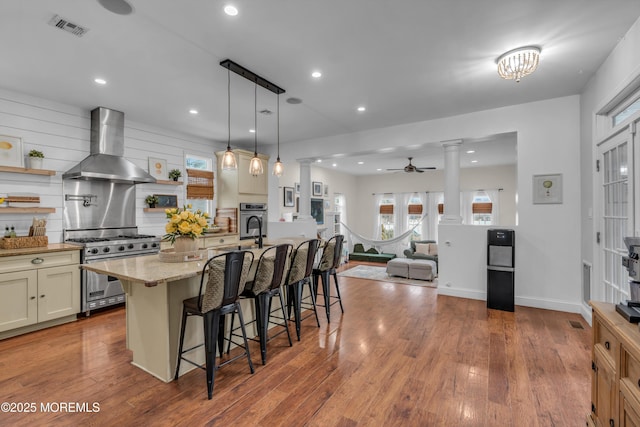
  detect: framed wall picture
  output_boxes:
[283,186,295,207]
[0,134,24,167]
[311,198,324,224]
[324,184,329,197]
[148,157,167,179]
[533,174,563,204]
[312,181,323,196]
[294,182,300,194]
[154,194,178,208]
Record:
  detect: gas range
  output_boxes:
[66,234,161,260]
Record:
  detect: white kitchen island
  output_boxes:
[82,250,262,383]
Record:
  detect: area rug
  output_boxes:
[338,265,437,288]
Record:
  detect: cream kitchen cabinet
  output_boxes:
[0,249,80,339]
[216,149,269,207]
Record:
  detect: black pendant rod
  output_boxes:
[220,59,285,95]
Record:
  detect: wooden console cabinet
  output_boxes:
[590,301,640,427]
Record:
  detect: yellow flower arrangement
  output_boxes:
[163,205,210,244]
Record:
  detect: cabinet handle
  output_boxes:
[610,419,615,427]
[637,379,640,388]
[31,257,44,265]
[40,294,45,298]
[30,296,36,300]
[219,239,224,243]
[605,341,610,350]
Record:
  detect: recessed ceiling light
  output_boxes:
[332,163,337,167]
[94,78,107,85]
[189,109,198,115]
[466,150,475,154]
[311,71,322,78]
[471,160,478,163]
[316,159,322,163]
[377,168,382,171]
[249,129,255,133]
[224,5,238,16]
[357,106,366,112]
[357,161,364,165]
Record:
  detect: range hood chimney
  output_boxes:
[62,107,157,184]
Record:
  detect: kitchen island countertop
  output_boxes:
[0,243,82,257]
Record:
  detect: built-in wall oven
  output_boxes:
[239,203,268,240]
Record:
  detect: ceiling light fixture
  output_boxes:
[357,161,364,165]
[496,46,541,83]
[357,106,366,112]
[94,78,107,85]
[273,93,284,177]
[466,150,475,154]
[311,71,322,78]
[189,109,198,115]
[248,83,263,176]
[220,68,237,171]
[224,5,238,16]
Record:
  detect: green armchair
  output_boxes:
[403,240,438,264]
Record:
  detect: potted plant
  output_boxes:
[28,149,44,169]
[168,169,182,181]
[145,195,159,208]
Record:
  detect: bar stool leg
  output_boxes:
[321,271,331,322]
[332,271,344,313]
[174,308,188,381]
[205,311,220,400]
[305,278,321,327]
[259,293,269,365]
[278,290,293,347]
[235,302,255,374]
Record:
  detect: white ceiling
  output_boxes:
[1,0,639,176]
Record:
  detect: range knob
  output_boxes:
[151,243,158,248]
[118,246,125,251]
[142,243,148,249]
[128,244,134,249]
[103,247,110,253]
[90,248,99,254]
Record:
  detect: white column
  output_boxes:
[297,160,313,221]
[441,139,463,224]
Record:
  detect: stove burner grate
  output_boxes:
[67,237,110,243]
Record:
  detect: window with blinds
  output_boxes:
[186,168,214,200]
[379,199,395,240]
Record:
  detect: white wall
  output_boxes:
[580,16,640,316]
[0,88,223,242]
[279,95,582,313]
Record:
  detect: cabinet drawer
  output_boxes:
[201,235,240,249]
[622,346,640,404]
[0,251,80,274]
[594,317,618,363]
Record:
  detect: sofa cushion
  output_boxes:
[365,248,379,254]
[428,243,438,255]
[353,243,365,253]
[414,243,430,255]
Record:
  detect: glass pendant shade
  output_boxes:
[273,158,284,177]
[249,154,263,176]
[221,147,237,170]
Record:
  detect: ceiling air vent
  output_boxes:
[48,15,89,37]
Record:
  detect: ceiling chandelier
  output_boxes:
[496,46,540,83]
[219,59,286,176]
[220,68,237,170]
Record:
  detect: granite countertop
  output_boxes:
[0,243,82,257]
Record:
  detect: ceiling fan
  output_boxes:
[387,157,436,173]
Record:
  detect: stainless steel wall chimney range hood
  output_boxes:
[62,107,156,184]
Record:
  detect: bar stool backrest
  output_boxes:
[287,239,320,285]
[199,250,254,313]
[247,244,293,295]
[318,235,344,271]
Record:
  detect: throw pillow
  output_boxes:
[428,243,438,256]
[365,248,379,254]
[414,243,430,255]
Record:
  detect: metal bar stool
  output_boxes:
[228,243,293,365]
[174,250,254,400]
[312,234,345,323]
[285,238,321,340]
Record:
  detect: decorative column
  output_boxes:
[441,139,463,224]
[297,160,313,221]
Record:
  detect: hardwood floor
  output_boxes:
[0,261,592,426]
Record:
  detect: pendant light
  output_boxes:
[221,68,237,170]
[272,93,284,177]
[248,82,263,176]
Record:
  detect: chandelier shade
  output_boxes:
[496,46,540,83]
[221,68,237,170]
[249,83,264,176]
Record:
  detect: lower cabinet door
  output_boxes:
[0,270,38,332]
[37,265,80,322]
[621,393,640,427]
[594,345,617,427]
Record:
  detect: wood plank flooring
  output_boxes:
[0,261,592,426]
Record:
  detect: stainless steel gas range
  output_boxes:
[65,228,160,314]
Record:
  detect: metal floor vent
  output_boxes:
[48,15,89,37]
[569,320,584,329]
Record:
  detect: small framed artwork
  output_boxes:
[0,134,24,167]
[294,182,300,194]
[283,186,295,207]
[533,174,563,204]
[323,184,329,197]
[154,194,178,208]
[312,181,323,196]
[148,157,167,179]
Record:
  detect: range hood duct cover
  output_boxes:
[63,107,157,184]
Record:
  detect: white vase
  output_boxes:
[173,236,198,253]
[29,157,43,169]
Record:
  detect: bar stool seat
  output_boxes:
[174,250,254,400]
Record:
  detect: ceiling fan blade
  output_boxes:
[386,168,404,171]
[415,169,424,173]
[416,167,436,170]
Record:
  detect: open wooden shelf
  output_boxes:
[143,208,168,213]
[0,207,56,214]
[155,180,183,186]
[0,165,56,176]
